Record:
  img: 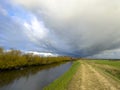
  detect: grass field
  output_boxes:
[88,60,120,80]
[44,61,80,90]
[91,60,120,68]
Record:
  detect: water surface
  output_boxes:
[0,62,72,90]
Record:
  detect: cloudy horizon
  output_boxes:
[1,0,120,58]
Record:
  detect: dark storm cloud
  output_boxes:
[1,0,120,57]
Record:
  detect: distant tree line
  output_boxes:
[0,47,72,70]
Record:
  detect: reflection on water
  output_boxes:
[0,62,72,90]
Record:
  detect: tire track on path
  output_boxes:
[68,61,120,90]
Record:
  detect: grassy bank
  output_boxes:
[44,61,80,90]
[0,48,72,70]
[90,60,120,80]
[92,60,120,68]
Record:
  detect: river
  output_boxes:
[0,62,72,90]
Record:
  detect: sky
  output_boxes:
[1,0,120,58]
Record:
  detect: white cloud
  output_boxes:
[0,6,7,16]
[24,51,58,57]
[0,9,35,50]
[24,17,48,40]
[11,0,120,57]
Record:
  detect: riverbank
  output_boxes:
[44,60,120,90]
[89,60,120,80]
[44,61,80,90]
[68,60,120,90]
[0,61,73,90]
[0,48,72,70]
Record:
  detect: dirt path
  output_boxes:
[68,61,120,90]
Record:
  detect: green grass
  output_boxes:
[89,60,120,80]
[91,60,120,68]
[44,61,80,90]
